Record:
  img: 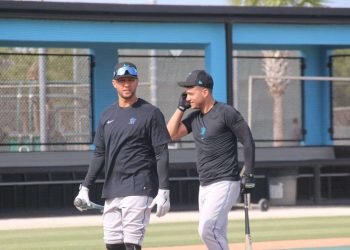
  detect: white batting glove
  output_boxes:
[148,189,170,217]
[74,185,90,212]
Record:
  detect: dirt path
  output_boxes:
[144,238,350,250]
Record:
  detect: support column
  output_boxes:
[302,46,331,145]
[90,46,118,131]
[205,25,227,103]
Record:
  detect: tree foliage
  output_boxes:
[0,48,75,82]
[230,0,326,7]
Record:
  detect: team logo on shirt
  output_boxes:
[200,126,206,139]
[129,117,136,125]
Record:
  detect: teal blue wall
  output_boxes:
[233,23,350,46]
[0,19,226,128]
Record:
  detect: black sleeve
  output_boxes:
[82,120,105,188]
[182,110,198,134]
[226,107,255,176]
[151,109,171,146]
[233,120,255,176]
[154,143,169,190]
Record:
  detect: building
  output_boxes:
[0,1,350,212]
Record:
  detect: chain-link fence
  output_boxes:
[0,49,321,151]
[119,49,306,148]
[0,52,93,152]
[330,54,350,144]
[232,51,304,147]
[119,49,205,148]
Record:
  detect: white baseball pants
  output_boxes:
[103,196,152,246]
[198,180,241,250]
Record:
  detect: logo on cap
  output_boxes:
[177,70,213,89]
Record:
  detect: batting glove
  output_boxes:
[74,185,90,212]
[241,174,255,194]
[148,189,170,217]
[177,92,191,112]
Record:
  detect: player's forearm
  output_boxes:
[167,109,184,140]
[82,154,104,188]
[234,121,255,175]
[243,139,255,175]
[241,127,255,175]
[154,144,170,190]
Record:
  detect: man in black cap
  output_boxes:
[167,70,255,250]
[75,62,171,250]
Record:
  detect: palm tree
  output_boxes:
[231,0,325,146]
[261,50,290,145]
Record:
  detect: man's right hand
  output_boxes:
[74,185,90,212]
[177,92,191,112]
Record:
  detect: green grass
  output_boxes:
[0,216,349,250]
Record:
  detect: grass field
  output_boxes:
[1,216,350,250]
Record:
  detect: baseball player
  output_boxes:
[75,62,171,250]
[167,70,255,250]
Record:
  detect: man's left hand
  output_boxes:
[241,174,255,194]
[148,189,170,217]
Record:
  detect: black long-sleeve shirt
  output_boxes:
[83,98,171,199]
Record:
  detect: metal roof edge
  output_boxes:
[1,1,350,24]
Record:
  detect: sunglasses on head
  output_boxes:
[114,65,138,79]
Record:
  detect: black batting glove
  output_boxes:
[177,92,191,112]
[241,173,255,194]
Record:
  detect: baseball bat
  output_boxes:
[240,165,253,250]
[74,198,104,212]
[244,192,253,250]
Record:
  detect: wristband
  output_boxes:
[177,106,186,112]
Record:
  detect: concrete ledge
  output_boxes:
[0,146,347,173]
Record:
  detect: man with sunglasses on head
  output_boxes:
[74,62,171,250]
[167,70,255,250]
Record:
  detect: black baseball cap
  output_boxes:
[113,62,138,80]
[178,70,214,89]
